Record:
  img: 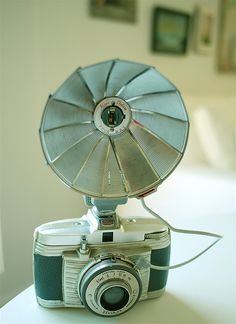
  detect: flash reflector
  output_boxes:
[40,59,189,198]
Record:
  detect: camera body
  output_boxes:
[35,59,190,317]
[33,206,170,316]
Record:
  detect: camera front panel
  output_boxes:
[62,244,151,310]
[33,224,171,311]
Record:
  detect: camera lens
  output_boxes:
[100,286,129,311]
[78,258,141,316]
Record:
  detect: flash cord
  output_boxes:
[141,198,223,270]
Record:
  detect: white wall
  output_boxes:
[0,0,235,306]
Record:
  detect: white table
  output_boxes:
[1,167,235,323]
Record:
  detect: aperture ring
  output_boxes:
[78,259,141,316]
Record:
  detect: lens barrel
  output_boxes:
[78,258,141,316]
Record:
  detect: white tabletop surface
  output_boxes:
[0,167,235,324]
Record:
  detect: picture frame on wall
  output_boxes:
[193,6,215,54]
[152,7,190,54]
[217,0,236,73]
[90,0,136,23]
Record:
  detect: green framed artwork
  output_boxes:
[90,0,136,23]
[218,0,236,72]
[152,7,190,54]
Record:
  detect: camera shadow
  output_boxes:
[119,291,210,324]
[42,291,210,324]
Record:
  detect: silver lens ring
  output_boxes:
[78,258,141,316]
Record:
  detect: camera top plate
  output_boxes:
[40,59,189,198]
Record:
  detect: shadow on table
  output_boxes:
[38,292,209,324]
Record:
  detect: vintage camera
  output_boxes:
[35,59,189,316]
[34,198,170,316]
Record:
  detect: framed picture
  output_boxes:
[152,7,190,54]
[194,6,215,54]
[218,0,236,72]
[89,0,136,23]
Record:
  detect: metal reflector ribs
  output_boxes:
[40,59,189,198]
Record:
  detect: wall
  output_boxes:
[0,0,235,306]
[36,0,234,94]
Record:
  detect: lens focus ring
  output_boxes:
[78,258,141,316]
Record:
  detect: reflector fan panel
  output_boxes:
[40,59,189,198]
